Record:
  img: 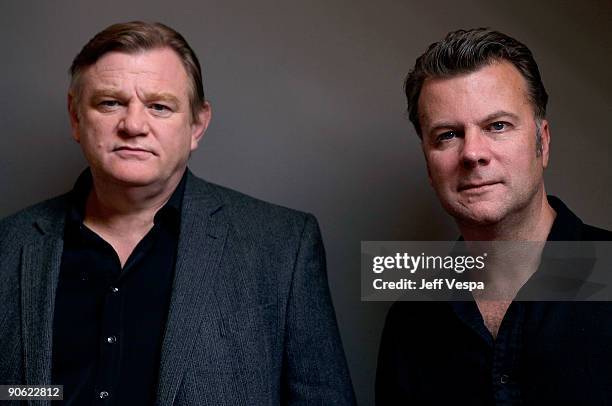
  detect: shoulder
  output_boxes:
[211,181,309,222]
[186,174,318,240]
[580,223,612,241]
[0,194,69,245]
[547,195,612,241]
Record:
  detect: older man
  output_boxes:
[376,28,612,405]
[0,21,355,405]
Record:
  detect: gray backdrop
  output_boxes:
[1,0,610,404]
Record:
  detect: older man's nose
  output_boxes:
[118,104,150,136]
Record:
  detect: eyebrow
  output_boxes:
[427,120,461,134]
[146,92,181,107]
[479,110,520,125]
[426,110,521,134]
[89,88,182,107]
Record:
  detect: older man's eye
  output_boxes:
[149,103,173,116]
[151,104,169,111]
[99,100,120,108]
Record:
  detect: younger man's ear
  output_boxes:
[540,119,551,168]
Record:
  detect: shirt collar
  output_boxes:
[454,195,584,243]
[450,195,585,331]
[545,195,583,241]
[66,168,187,232]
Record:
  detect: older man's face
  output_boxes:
[69,48,210,189]
[418,61,550,227]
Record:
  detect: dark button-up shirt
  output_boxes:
[51,169,185,405]
[376,196,612,406]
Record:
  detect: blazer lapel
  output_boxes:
[156,174,229,405]
[20,218,64,404]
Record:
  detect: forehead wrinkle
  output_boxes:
[89,85,123,94]
[93,51,161,74]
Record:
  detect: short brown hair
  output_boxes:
[69,21,205,123]
[405,28,548,137]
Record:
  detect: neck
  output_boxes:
[458,188,556,242]
[84,170,184,235]
[459,188,556,309]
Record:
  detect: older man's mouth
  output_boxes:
[458,181,501,192]
[113,146,156,158]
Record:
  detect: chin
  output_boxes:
[101,162,187,189]
[112,174,160,187]
[444,200,509,227]
[96,166,162,187]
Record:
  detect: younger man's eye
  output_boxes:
[490,122,508,131]
[437,130,458,142]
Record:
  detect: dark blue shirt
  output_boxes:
[52,169,185,405]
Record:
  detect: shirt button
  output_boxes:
[99,391,109,399]
[500,374,510,384]
[110,286,119,294]
[106,336,117,344]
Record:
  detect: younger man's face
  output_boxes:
[418,61,550,227]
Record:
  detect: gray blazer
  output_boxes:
[0,171,356,405]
